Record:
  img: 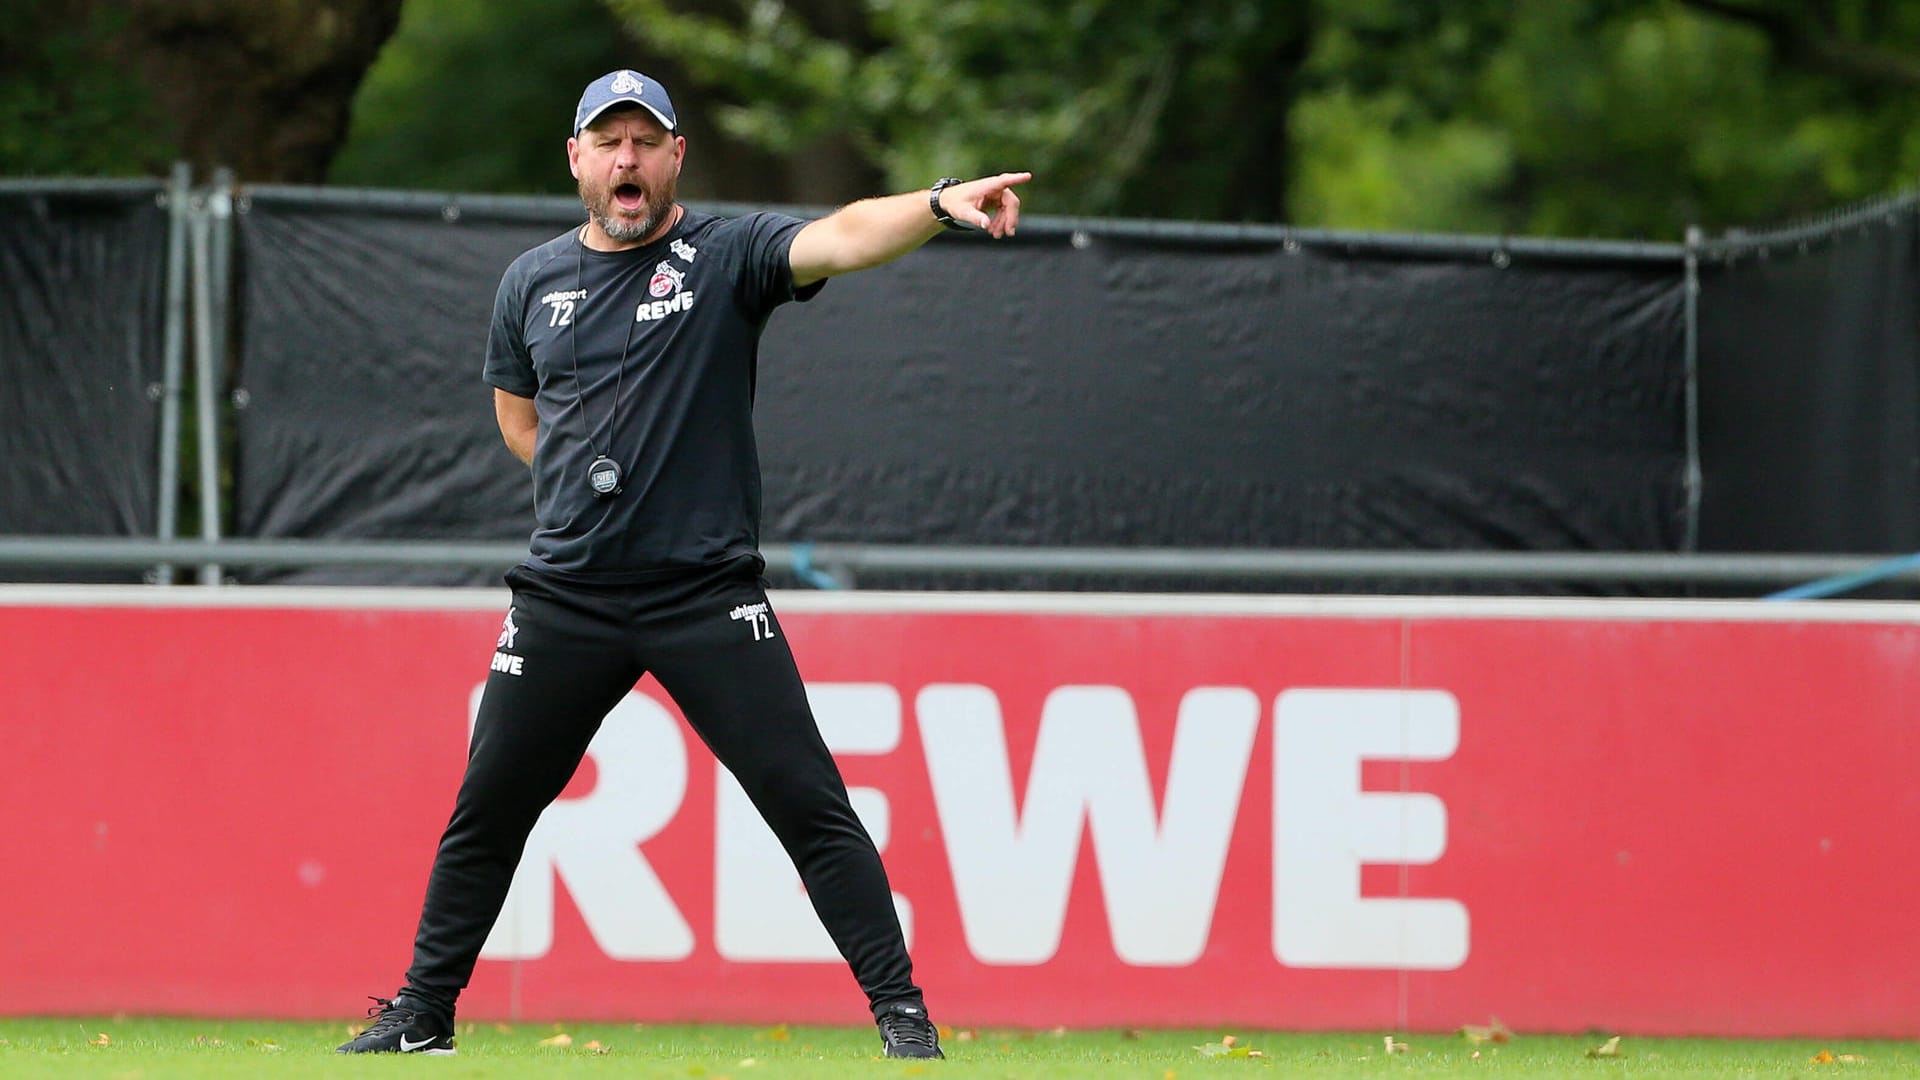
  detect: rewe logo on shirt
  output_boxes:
[635,290,695,322]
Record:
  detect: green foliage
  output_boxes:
[327,0,635,193]
[1291,1,1920,238]
[585,0,1920,237]
[0,2,173,177]
[603,0,1305,221]
[9,0,1920,235]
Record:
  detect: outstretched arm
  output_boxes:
[788,172,1031,288]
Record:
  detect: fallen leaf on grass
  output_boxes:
[755,1024,790,1042]
[194,1036,224,1047]
[1839,1055,1867,1063]
[1385,1036,1409,1055]
[246,1039,283,1053]
[1460,1017,1514,1044]
[1587,1036,1622,1059]
[1195,1035,1266,1059]
[89,1033,111,1047]
[1812,1051,1835,1064]
[953,1028,979,1042]
[539,1032,573,1048]
[584,1040,609,1055]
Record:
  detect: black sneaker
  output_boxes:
[335,994,456,1055]
[876,1000,943,1059]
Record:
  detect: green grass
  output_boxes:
[0,1017,1915,1078]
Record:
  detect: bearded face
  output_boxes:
[579,166,677,243]
[570,108,683,247]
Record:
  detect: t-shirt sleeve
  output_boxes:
[483,262,538,397]
[734,211,825,318]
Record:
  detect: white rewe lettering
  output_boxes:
[1271,689,1468,970]
[917,684,1259,965]
[715,683,912,960]
[635,290,695,321]
[489,651,524,675]
[477,686,694,961]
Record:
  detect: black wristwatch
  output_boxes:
[929,177,971,231]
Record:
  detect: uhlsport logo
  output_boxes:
[541,288,585,328]
[730,601,775,642]
[649,261,686,299]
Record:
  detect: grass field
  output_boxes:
[1,1017,1915,1079]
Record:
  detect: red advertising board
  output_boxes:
[1,588,1916,1037]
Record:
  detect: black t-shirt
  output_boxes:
[483,208,822,582]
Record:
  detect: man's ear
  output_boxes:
[566,137,581,180]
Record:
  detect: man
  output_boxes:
[336,69,1027,1060]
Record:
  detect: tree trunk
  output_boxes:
[100,0,404,182]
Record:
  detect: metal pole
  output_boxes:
[1682,225,1704,554]
[188,193,223,585]
[153,162,191,585]
[209,167,235,365]
[6,536,1920,590]
[198,168,236,586]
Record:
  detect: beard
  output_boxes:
[581,172,677,244]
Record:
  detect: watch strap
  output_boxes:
[929,177,970,231]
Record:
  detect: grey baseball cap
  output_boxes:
[573,69,678,136]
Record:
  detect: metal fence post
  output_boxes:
[188,185,224,585]
[1682,225,1704,555]
[153,162,192,584]
[196,168,236,586]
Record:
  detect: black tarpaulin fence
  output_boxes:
[223,187,1687,588]
[0,178,172,581]
[4,176,1917,592]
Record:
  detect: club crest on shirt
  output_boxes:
[650,261,686,298]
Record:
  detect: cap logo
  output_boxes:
[610,70,645,94]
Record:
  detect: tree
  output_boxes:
[601,0,1311,221]
[328,0,881,203]
[0,0,401,183]
[1288,0,1920,238]
[1677,0,1920,90]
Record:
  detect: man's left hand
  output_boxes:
[940,172,1033,238]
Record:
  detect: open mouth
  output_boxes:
[613,183,646,213]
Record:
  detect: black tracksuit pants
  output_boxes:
[401,562,921,1016]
